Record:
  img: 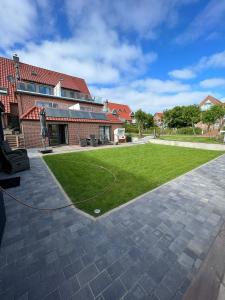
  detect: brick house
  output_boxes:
[103,100,135,124]
[0,55,122,148]
[153,112,164,127]
[197,95,225,131]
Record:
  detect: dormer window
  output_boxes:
[31,70,37,76]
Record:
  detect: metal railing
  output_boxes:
[17,81,103,104]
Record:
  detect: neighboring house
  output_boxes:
[0,55,122,148]
[154,112,164,127]
[197,95,225,131]
[199,95,223,111]
[103,100,135,124]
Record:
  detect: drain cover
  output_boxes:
[94,209,101,214]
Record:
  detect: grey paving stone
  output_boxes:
[123,284,148,300]
[43,289,61,300]
[63,259,83,279]
[89,270,112,297]
[71,285,94,300]
[148,258,170,284]
[138,273,157,295]
[102,279,126,300]
[58,276,80,299]
[153,283,174,300]
[77,264,99,287]
[107,260,125,280]
[120,264,143,290]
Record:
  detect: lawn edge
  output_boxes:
[42,148,225,220]
[41,156,96,221]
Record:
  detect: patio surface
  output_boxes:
[0,151,225,300]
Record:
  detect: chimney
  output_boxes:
[103,100,109,112]
[13,54,20,80]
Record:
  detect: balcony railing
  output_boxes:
[16,81,103,104]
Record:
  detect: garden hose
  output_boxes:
[0,162,117,212]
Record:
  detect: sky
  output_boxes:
[1,0,225,113]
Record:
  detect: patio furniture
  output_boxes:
[80,138,88,147]
[90,135,98,147]
[0,141,30,174]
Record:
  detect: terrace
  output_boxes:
[1,144,225,300]
[16,81,103,105]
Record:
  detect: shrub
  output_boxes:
[176,127,202,135]
[124,124,139,134]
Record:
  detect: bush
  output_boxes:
[124,124,139,134]
[176,127,202,135]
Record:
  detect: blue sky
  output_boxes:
[1,0,225,113]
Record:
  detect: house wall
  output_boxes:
[17,94,103,116]
[21,120,121,148]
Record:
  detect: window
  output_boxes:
[99,126,111,141]
[61,89,67,97]
[36,101,58,108]
[70,91,74,98]
[38,85,53,95]
[17,82,26,90]
[27,82,36,92]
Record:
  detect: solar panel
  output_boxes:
[45,108,107,120]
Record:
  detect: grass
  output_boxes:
[160,135,224,144]
[44,144,224,216]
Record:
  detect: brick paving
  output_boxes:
[0,153,225,300]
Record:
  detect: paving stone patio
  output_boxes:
[0,152,225,300]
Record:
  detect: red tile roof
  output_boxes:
[107,102,133,122]
[0,56,91,113]
[199,95,223,106]
[21,106,123,124]
[154,112,163,118]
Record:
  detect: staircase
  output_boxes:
[5,134,25,149]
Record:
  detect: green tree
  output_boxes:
[210,105,225,130]
[145,113,154,128]
[202,109,217,131]
[163,106,187,128]
[135,109,147,137]
[183,105,201,134]
[202,105,225,131]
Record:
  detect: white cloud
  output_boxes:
[65,0,198,39]
[11,13,157,85]
[196,50,225,70]
[176,0,225,44]
[168,68,196,80]
[90,80,209,113]
[168,49,225,82]
[0,0,37,48]
[131,78,190,93]
[200,78,225,88]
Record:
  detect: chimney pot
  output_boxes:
[13,54,19,63]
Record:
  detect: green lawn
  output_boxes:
[160,135,224,144]
[44,144,224,216]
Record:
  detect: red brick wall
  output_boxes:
[21,120,122,148]
[17,94,103,116]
